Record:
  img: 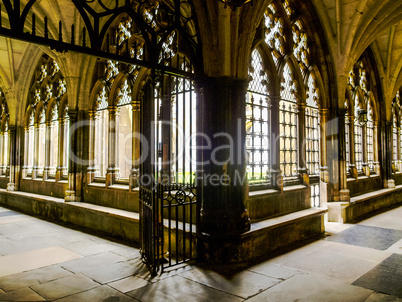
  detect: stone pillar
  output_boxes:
[270,96,282,190]
[196,77,250,264]
[297,102,309,186]
[56,117,65,181]
[43,121,51,180]
[130,100,140,189]
[6,126,17,191]
[348,115,358,179]
[106,105,119,187]
[338,109,350,202]
[86,111,97,183]
[22,126,29,177]
[383,121,395,188]
[65,110,80,201]
[319,109,329,208]
[319,109,329,182]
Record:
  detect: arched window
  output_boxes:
[280,62,298,179]
[23,56,67,181]
[246,49,270,184]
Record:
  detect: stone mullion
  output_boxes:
[319,109,328,182]
[106,105,119,187]
[56,117,65,182]
[86,111,97,183]
[297,102,308,186]
[270,96,281,190]
[348,116,358,179]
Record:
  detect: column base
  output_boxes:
[106,168,120,188]
[65,190,81,202]
[384,179,395,189]
[7,182,15,191]
[327,202,350,222]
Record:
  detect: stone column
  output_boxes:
[106,105,119,187]
[56,117,65,182]
[86,111,97,183]
[65,110,80,201]
[270,96,282,190]
[297,102,309,186]
[22,126,29,177]
[319,109,329,208]
[338,109,350,202]
[348,115,358,179]
[0,132,4,175]
[43,121,51,180]
[196,77,250,263]
[130,100,140,190]
[319,109,329,182]
[383,121,395,188]
[6,126,17,191]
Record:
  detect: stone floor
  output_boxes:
[0,205,401,301]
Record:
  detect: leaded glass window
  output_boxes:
[354,99,363,173]
[37,109,46,177]
[305,75,320,176]
[280,63,298,178]
[49,105,59,176]
[367,102,374,171]
[246,49,271,184]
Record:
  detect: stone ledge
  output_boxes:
[199,208,326,265]
[328,185,402,222]
[0,189,140,243]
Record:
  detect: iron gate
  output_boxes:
[139,68,198,274]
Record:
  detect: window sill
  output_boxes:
[108,184,129,191]
[88,182,106,188]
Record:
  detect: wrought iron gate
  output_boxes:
[139,68,198,274]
